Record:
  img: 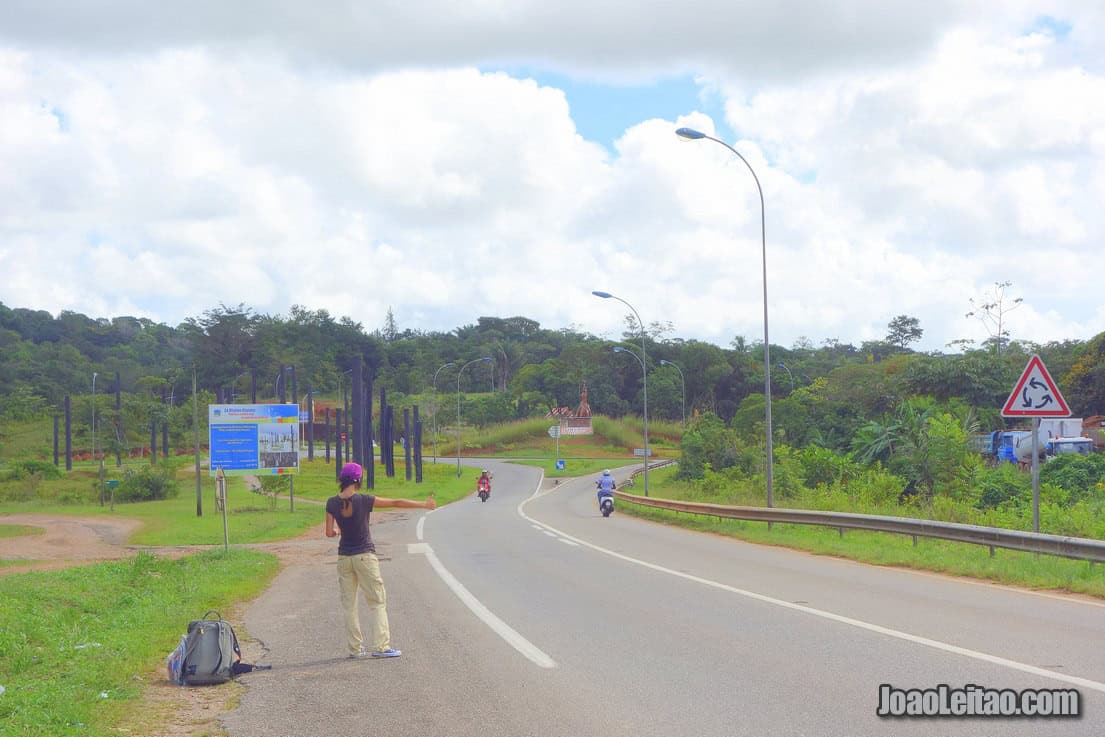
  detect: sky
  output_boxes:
[1,1,1103,353]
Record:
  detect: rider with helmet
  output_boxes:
[596,469,616,508]
[477,468,492,495]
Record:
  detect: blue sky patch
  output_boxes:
[484,67,734,149]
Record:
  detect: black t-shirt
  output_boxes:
[325,493,376,556]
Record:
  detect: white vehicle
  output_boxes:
[1046,437,1095,457]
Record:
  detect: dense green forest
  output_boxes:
[1,299,1104,456]
[3,299,1105,534]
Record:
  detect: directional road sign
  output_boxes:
[1001,355,1071,418]
[548,425,561,439]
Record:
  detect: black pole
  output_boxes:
[115,372,122,467]
[366,376,375,490]
[53,414,60,467]
[335,408,343,480]
[414,409,423,483]
[352,357,363,466]
[250,368,257,404]
[290,366,298,410]
[279,365,287,404]
[379,386,389,473]
[150,420,157,465]
[65,394,72,471]
[386,405,396,478]
[325,407,331,463]
[343,384,350,460]
[307,383,314,461]
[403,407,412,481]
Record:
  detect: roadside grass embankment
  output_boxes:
[0,456,460,547]
[0,548,279,737]
[623,465,1105,598]
[437,415,682,478]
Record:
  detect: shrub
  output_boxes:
[975,463,1030,510]
[116,464,180,502]
[6,460,63,481]
[1040,453,1105,502]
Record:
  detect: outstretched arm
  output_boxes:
[373,495,436,510]
[325,512,338,537]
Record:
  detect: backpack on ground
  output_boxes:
[181,610,241,686]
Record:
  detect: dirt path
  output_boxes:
[0,514,150,574]
[0,510,342,737]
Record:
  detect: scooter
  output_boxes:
[477,479,491,502]
[598,492,614,517]
[596,480,615,517]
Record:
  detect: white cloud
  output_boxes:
[0,3,1103,354]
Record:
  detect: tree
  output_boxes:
[886,315,923,351]
[382,307,399,342]
[967,281,1023,357]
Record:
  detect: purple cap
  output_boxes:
[339,462,363,485]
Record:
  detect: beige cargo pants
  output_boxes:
[336,552,391,654]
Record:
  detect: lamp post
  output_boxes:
[432,362,456,462]
[611,346,650,496]
[676,126,774,508]
[457,357,492,477]
[660,359,686,427]
[777,362,795,391]
[594,291,650,495]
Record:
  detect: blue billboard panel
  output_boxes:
[208,404,299,476]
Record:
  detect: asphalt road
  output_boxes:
[223,460,1105,736]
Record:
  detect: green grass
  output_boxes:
[0,524,43,538]
[622,503,1105,596]
[0,416,56,462]
[287,457,475,506]
[510,457,648,479]
[621,465,1105,597]
[0,548,279,737]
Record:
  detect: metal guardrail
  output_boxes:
[613,490,1105,563]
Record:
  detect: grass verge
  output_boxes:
[0,524,43,539]
[0,548,279,737]
[287,458,476,506]
[621,465,1105,597]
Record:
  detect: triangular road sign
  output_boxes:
[1001,355,1071,417]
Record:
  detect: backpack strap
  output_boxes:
[202,610,222,621]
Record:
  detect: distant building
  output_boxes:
[546,383,594,435]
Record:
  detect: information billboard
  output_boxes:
[208,404,299,476]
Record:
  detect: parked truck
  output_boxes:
[970,417,1100,466]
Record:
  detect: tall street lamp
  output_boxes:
[594,291,650,495]
[660,359,686,427]
[777,362,795,391]
[457,357,492,477]
[612,346,651,496]
[432,362,456,462]
[676,126,774,508]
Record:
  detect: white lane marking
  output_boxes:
[518,484,1105,694]
[559,539,579,547]
[416,514,426,541]
[543,531,557,538]
[410,543,556,669]
[531,524,545,531]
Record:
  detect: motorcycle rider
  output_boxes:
[596,469,616,510]
[477,469,492,495]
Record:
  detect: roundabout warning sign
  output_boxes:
[1001,355,1070,418]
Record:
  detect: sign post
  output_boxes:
[548,425,561,469]
[1001,355,1070,532]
